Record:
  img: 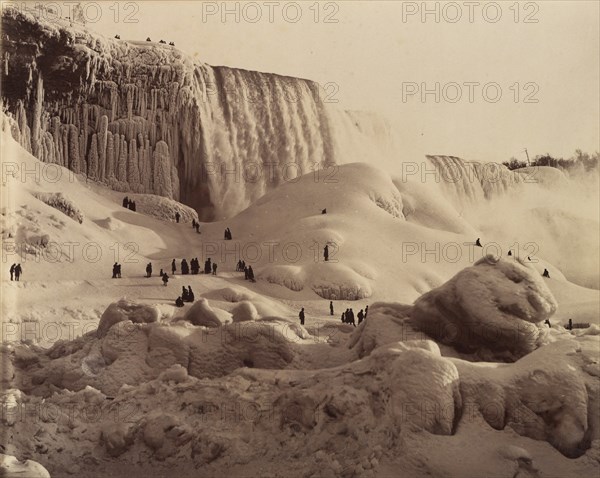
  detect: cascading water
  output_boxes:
[1,7,394,220]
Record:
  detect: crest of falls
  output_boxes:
[1,8,393,220]
[425,155,524,210]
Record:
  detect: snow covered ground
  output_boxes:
[1,125,599,477]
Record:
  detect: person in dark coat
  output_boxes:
[349,308,355,327]
[227,228,232,240]
[344,309,350,324]
[542,268,550,278]
[146,263,152,278]
[175,296,184,307]
[9,264,15,281]
[475,238,482,247]
[171,259,176,275]
[248,266,255,282]
[508,250,512,256]
[122,196,129,208]
[192,219,196,229]
[341,311,345,323]
[175,212,180,223]
[182,286,189,302]
[330,301,334,316]
[205,258,212,274]
[116,263,122,278]
[299,308,305,326]
[364,305,369,319]
[544,319,551,327]
[160,268,164,277]
[181,259,189,275]
[14,264,22,281]
[195,223,200,233]
[322,208,326,214]
[187,286,194,302]
[244,266,249,280]
[162,272,169,286]
[131,201,136,211]
[357,309,364,325]
[212,262,217,275]
[567,319,573,331]
[324,245,329,262]
[112,262,118,279]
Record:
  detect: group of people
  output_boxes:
[224,228,233,240]
[341,306,368,327]
[142,37,175,46]
[171,258,217,275]
[122,196,136,211]
[175,286,195,307]
[191,219,201,233]
[111,263,122,278]
[8,264,23,281]
[477,239,552,279]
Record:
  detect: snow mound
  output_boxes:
[0,454,51,478]
[96,299,160,338]
[231,301,259,322]
[181,298,231,327]
[411,256,557,361]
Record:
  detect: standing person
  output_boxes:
[299,308,305,326]
[131,201,136,211]
[112,263,118,279]
[543,268,550,278]
[212,262,217,276]
[324,245,329,262]
[159,268,164,277]
[205,258,212,274]
[14,264,22,282]
[248,266,255,282]
[329,301,334,316]
[192,219,196,229]
[187,286,194,302]
[171,259,177,275]
[227,228,232,240]
[9,264,15,281]
[122,196,129,208]
[146,263,152,278]
[162,272,169,286]
[181,259,189,275]
[341,311,346,323]
[567,319,573,331]
[116,263,122,278]
[364,305,369,320]
[244,266,249,280]
[175,212,180,223]
[475,238,482,247]
[195,223,200,234]
[182,286,189,302]
[349,308,355,327]
[357,309,364,325]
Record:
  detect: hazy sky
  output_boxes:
[34,1,600,163]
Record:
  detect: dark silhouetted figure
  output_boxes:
[544,319,551,328]
[146,263,152,278]
[116,264,121,278]
[542,268,550,278]
[212,262,217,276]
[224,228,232,240]
[160,268,164,277]
[299,308,305,326]
[349,308,355,327]
[162,273,169,286]
[131,201,136,212]
[181,259,189,275]
[182,286,190,302]
[227,228,232,240]
[244,266,249,280]
[187,286,195,302]
[322,209,327,214]
[330,301,334,316]
[115,34,121,39]
[567,319,573,331]
[122,196,129,208]
[159,39,166,44]
[341,312,345,323]
[324,245,329,262]
[14,264,22,281]
[192,219,196,229]
[364,305,369,319]
[175,296,184,307]
[9,264,15,281]
[248,266,255,282]
[205,258,212,274]
[112,262,118,278]
[344,308,350,324]
[146,37,152,42]
[508,250,512,256]
[357,309,364,325]
[171,259,176,275]
[169,41,175,46]
[475,238,482,247]
[195,223,200,233]
[175,212,180,223]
